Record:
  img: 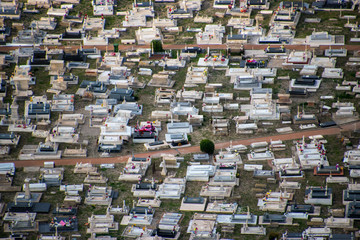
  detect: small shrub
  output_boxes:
[151,40,163,53]
[200,139,215,154]
[269,232,280,240]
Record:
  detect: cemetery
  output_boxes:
[2,134,360,239]
[0,0,360,239]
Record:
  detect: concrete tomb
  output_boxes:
[180,197,207,211]
[186,165,215,181]
[206,201,238,213]
[258,213,293,225]
[186,213,218,239]
[85,186,113,206]
[121,206,154,226]
[304,186,332,205]
[86,213,119,234]
[200,185,232,198]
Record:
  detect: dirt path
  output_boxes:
[5,121,358,168]
[1,44,360,52]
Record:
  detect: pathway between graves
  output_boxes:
[1,44,360,52]
[6,121,359,168]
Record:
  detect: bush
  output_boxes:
[151,40,163,53]
[200,139,215,154]
[170,50,176,58]
[269,232,280,240]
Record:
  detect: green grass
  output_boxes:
[31,67,52,97]
[295,10,359,42]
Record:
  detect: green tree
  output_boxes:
[200,139,215,154]
[151,40,163,53]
